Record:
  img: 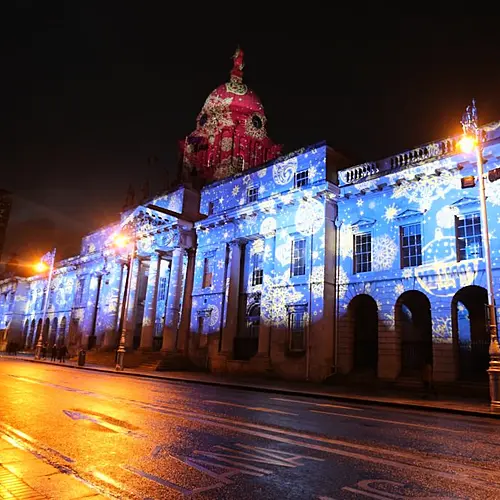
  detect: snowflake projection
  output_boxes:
[295,198,323,236]
[273,157,297,185]
[260,199,276,214]
[257,167,267,178]
[309,265,324,298]
[372,234,398,271]
[436,205,459,229]
[339,223,353,259]
[207,304,220,328]
[260,217,276,236]
[432,316,452,343]
[167,190,183,213]
[281,193,293,205]
[242,175,251,185]
[337,266,349,301]
[138,235,154,254]
[199,95,234,137]
[394,282,405,296]
[261,272,304,326]
[356,198,364,207]
[250,239,264,257]
[232,185,240,197]
[368,201,376,210]
[309,166,317,179]
[275,236,292,267]
[391,167,459,211]
[485,179,500,206]
[383,312,395,331]
[383,204,398,223]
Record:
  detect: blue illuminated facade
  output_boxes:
[2,55,500,387]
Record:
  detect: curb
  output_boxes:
[6,356,499,420]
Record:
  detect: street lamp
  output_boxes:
[34,248,56,360]
[459,99,500,410]
[112,232,135,371]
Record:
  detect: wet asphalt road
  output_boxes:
[0,359,499,500]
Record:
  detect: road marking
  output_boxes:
[310,409,466,433]
[204,400,298,415]
[271,397,363,411]
[342,479,456,499]
[62,409,139,435]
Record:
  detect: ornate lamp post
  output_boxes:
[459,99,500,410]
[34,248,56,360]
[113,233,135,371]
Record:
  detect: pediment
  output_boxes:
[451,196,479,209]
[351,217,376,228]
[394,208,423,220]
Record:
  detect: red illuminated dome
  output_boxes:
[180,48,282,182]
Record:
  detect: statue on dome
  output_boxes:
[227,46,247,95]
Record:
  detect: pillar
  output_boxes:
[140,252,162,350]
[221,241,243,354]
[103,261,126,349]
[162,248,185,351]
[177,249,195,353]
[125,257,140,349]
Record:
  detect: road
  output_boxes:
[0,359,499,500]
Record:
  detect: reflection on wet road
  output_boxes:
[1,359,499,499]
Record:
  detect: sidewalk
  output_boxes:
[2,353,498,419]
[0,433,106,500]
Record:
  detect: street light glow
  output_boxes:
[458,135,477,154]
[112,233,129,248]
[34,261,48,273]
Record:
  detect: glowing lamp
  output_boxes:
[458,135,477,154]
[112,233,129,248]
[34,262,48,273]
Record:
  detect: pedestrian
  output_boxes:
[41,342,48,359]
[51,344,57,361]
[422,356,436,397]
[58,344,67,363]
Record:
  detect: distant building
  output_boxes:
[1,50,500,392]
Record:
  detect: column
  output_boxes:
[177,249,195,353]
[103,261,125,349]
[125,257,140,349]
[162,248,185,351]
[258,232,276,355]
[140,252,162,350]
[220,241,243,354]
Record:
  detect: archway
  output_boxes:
[42,318,50,344]
[234,303,260,361]
[348,294,379,372]
[452,286,489,380]
[27,319,36,349]
[395,290,432,376]
[49,318,58,346]
[58,317,67,345]
[35,319,42,347]
[22,320,29,350]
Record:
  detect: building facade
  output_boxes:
[2,51,500,388]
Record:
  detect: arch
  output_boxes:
[42,318,50,344]
[348,294,379,372]
[28,319,36,349]
[22,320,29,350]
[49,317,58,346]
[395,290,432,376]
[233,300,260,361]
[452,285,489,380]
[58,317,67,345]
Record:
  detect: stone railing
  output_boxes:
[339,137,458,186]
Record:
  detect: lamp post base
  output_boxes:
[115,350,125,371]
[488,337,500,411]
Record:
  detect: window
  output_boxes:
[246,186,259,204]
[158,277,167,301]
[207,201,214,215]
[456,212,483,261]
[291,239,306,277]
[295,169,309,188]
[252,250,264,286]
[400,223,422,268]
[354,232,371,273]
[289,310,306,351]
[202,257,213,288]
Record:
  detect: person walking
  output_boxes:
[51,344,57,361]
[58,344,68,363]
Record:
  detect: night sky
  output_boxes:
[4,5,500,264]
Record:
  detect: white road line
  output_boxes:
[310,409,467,434]
[203,400,298,416]
[270,397,363,411]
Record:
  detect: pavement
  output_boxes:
[0,352,497,420]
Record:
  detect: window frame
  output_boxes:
[353,232,372,273]
[294,169,309,188]
[399,223,423,268]
[291,238,306,277]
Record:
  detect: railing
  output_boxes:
[339,137,458,186]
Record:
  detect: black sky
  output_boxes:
[3,5,500,262]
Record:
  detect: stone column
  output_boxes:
[177,249,196,353]
[125,257,140,349]
[140,252,162,350]
[162,248,185,351]
[103,261,125,349]
[220,241,243,354]
[258,232,276,355]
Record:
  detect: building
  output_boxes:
[1,50,500,390]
